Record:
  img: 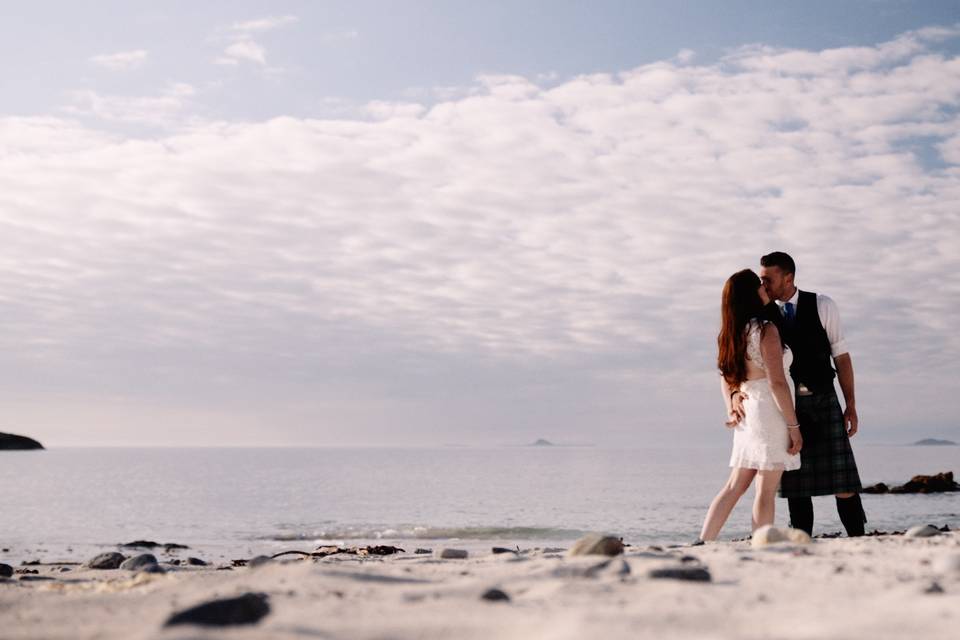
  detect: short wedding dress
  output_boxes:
[729,319,801,471]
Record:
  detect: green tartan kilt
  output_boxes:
[779,390,862,498]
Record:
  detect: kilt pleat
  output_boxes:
[779,390,862,498]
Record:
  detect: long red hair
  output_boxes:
[717,269,765,387]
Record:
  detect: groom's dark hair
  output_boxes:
[760,251,796,275]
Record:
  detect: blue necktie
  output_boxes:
[783,302,796,327]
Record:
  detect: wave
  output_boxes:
[259,525,588,542]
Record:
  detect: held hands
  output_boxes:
[726,390,748,427]
[787,427,803,455]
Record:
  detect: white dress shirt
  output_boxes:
[777,290,849,358]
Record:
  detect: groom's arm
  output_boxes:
[834,353,857,437]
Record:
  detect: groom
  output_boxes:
[738,252,867,537]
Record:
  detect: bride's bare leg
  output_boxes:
[753,469,784,530]
[700,467,757,541]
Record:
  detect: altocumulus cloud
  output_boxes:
[1,28,959,445]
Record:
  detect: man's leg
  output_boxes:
[836,493,866,537]
[787,496,814,535]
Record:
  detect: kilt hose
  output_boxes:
[779,389,862,498]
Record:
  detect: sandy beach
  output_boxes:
[3,529,959,640]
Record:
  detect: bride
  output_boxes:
[699,269,803,541]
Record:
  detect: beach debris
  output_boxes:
[568,534,624,557]
[0,564,13,578]
[905,524,942,538]
[120,554,158,571]
[481,588,511,602]
[15,569,39,575]
[85,552,127,569]
[751,525,811,547]
[865,472,960,494]
[308,545,406,559]
[649,566,712,582]
[924,581,945,594]
[164,592,270,628]
[414,548,432,554]
[247,555,273,568]
[186,557,209,566]
[440,548,469,559]
[492,546,520,555]
[119,540,189,551]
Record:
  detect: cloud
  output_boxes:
[227,15,299,34]
[216,40,267,66]
[4,29,960,445]
[213,14,299,67]
[61,83,195,126]
[89,49,148,71]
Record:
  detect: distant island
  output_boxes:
[913,439,957,446]
[530,439,555,447]
[0,432,45,450]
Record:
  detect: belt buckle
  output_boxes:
[797,384,813,397]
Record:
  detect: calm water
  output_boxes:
[1,445,958,560]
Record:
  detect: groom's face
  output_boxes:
[760,266,792,301]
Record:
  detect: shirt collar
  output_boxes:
[776,288,800,307]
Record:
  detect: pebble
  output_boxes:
[439,549,468,560]
[905,524,941,538]
[120,554,158,571]
[164,592,270,627]
[649,566,712,582]
[568,534,624,557]
[186,557,209,566]
[0,564,12,578]
[925,581,945,594]
[85,552,126,569]
[481,588,511,602]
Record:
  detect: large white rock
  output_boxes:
[751,525,811,547]
[905,524,942,538]
[568,534,624,557]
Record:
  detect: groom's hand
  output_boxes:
[844,405,859,437]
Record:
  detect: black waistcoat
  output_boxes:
[763,291,836,392]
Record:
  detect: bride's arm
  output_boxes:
[720,376,739,427]
[760,324,799,428]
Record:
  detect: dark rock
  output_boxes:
[15,569,39,575]
[120,540,160,549]
[862,482,889,494]
[186,557,208,566]
[492,547,519,555]
[439,549,468,559]
[414,548,432,555]
[164,592,270,627]
[0,564,12,578]
[168,559,182,566]
[19,575,56,582]
[890,472,960,494]
[913,439,957,446]
[531,439,554,446]
[120,554,158,570]
[141,563,165,574]
[0,432,44,450]
[86,552,126,569]
[481,588,511,602]
[164,543,190,551]
[649,566,712,582]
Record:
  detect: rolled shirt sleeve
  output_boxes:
[816,294,848,357]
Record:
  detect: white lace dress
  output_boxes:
[729,320,801,471]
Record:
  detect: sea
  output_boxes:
[2,445,958,562]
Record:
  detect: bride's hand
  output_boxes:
[787,428,803,455]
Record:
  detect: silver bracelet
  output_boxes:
[786,423,800,429]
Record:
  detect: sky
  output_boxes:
[2,1,959,447]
